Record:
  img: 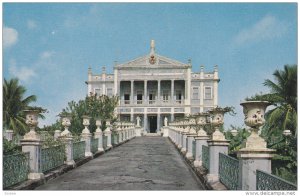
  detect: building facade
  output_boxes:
[86,40,220,133]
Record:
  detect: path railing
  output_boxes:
[3,114,137,190]
[167,120,297,191]
[40,145,65,173]
[219,153,239,190]
[202,145,209,170]
[103,135,108,149]
[91,138,99,154]
[73,141,86,160]
[3,152,29,188]
[256,170,297,190]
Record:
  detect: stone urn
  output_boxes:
[23,109,41,140]
[82,115,91,134]
[240,101,270,149]
[196,112,209,136]
[60,113,72,137]
[95,118,102,132]
[209,107,229,140]
[188,118,197,134]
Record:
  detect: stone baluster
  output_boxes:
[20,109,44,180]
[104,120,112,149]
[238,101,275,190]
[81,115,93,157]
[59,114,75,166]
[94,118,104,152]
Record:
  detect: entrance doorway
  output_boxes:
[149,116,157,133]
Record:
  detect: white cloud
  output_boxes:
[234,15,288,45]
[40,51,54,59]
[9,62,36,82]
[27,19,37,29]
[3,26,18,48]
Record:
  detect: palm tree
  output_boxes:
[3,78,37,135]
[247,64,297,137]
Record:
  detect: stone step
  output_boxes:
[143,133,161,137]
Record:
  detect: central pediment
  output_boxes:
[114,54,190,69]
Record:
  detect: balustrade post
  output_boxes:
[5,130,14,141]
[104,120,112,149]
[186,127,197,160]
[94,119,104,152]
[81,115,93,157]
[118,126,123,143]
[237,101,275,190]
[194,129,209,167]
[58,114,75,166]
[206,131,229,183]
[20,109,44,180]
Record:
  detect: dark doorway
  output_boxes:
[149,116,157,133]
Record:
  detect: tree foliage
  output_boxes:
[60,94,119,135]
[3,78,39,135]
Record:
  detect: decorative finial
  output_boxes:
[214,65,218,72]
[88,66,92,74]
[150,40,155,54]
[188,59,191,64]
[102,65,106,74]
[200,65,204,72]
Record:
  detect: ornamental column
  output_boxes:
[59,114,75,166]
[94,118,104,152]
[144,80,148,104]
[131,80,134,105]
[21,109,44,180]
[171,79,174,104]
[104,120,112,149]
[81,115,93,157]
[157,80,161,104]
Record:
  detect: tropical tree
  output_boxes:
[246,64,297,136]
[3,78,37,135]
[246,64,297,183]
[60,94,119,135]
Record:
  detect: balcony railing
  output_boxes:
[120,99,184,106]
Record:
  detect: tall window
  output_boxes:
[192,87,199,99]
[162,90,169,102]
[204,86,212,99]
[149,90,156,104]
[137,90,143,104]
[176,90,182,104]
[94,88,101,96]
[107,88,113,97]
[124,91,130,104]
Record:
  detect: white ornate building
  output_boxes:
[86,40,219,133]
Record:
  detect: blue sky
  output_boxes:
[3,3,297,129]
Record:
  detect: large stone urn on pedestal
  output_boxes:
[206,107,230,183]
[94,118,104,152]
[21,109,44,180]
[59,113,75,166]
[238,101,275,190]
[81,115,93,157]
[194,112,210,167]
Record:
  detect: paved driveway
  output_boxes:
[35,137,204,190]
